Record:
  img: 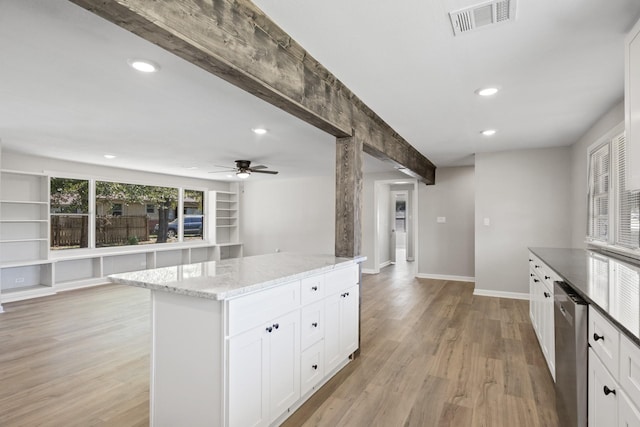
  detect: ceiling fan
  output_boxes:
[209,160,279,179]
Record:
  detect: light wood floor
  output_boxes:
[0,262,558,426]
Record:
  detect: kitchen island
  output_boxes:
[110,253,363,427]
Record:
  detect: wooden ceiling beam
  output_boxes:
[68,0,436,184]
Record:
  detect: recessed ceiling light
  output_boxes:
[104,154,116,159]
[252,128,268,135]
[481,129,497,136]
[226,174,234,178]
[183,166,198,170]
[128,59,160,73]
[476,87,499,97]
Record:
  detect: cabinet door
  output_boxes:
[228,326,270,427]
[268,310,301,423]
[341,285,359,356]
[529,271,536,326]
[324,292,342,374]
[542,283,555,379]
[620,390,640,427]
[589,349,619,427]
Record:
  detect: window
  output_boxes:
[183,190,204,241]
[96,181,178,247]
[587,131,640,253]
[50,178,90,250]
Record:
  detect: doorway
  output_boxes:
[372,179,418,274]
[391,190,408,265]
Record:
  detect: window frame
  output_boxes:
[586,123,640,259]
[48,174,210,253]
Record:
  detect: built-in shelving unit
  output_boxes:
[209,188,243,260]
[0,170,52,302]
[0,170,244,306]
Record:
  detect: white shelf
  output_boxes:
[0,200,48,205]
[0,219,48,223]
[0,259,51,269]
[0,238,48,243]
[216,242,243,247]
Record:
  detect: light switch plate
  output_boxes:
[483,218,491,226]
[437,217,446,223]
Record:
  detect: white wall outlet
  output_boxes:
[483,218,491,226]
[437,217,446,223]
[15,277,25,283]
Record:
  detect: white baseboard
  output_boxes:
[473,289,529,300]
[415,273,475,283]
[379,260,392,269]
[361,268,377,275]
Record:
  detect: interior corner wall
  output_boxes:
[240,176,335,256]
[475,147,572,296]
[417,166,475,280]
[569,100,625,248]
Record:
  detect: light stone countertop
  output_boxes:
[109,252,364,301]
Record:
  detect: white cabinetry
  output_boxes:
[528,252,556,380]
[224,264,361,427]
[625,17,640,191]
[228,309,300,427]
[588,305,640,427]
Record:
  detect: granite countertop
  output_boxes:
[530,247,640,345]
[109,252,363,301]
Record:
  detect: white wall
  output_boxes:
[240,176,335,256]
[569,100,625,248]
[475,147,572,297]
[2,150,229,192]
[418,166,475,280]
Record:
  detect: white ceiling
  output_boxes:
[2,0,640,181]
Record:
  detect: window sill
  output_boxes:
[586,240,640,262]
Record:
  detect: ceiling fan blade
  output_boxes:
[250,169,278,175]
[250,164,268,170]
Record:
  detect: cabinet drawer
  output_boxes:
[589,306,620,378]
[301,301,324,350]
[300,340,324,397]
[325,264,358,297]
[227,280,300,336]
[301,274,325,306]
[620,334,640,407]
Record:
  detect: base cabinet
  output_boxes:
[528,252,555,380]
[588,305,640,427]
[324,285,359,374]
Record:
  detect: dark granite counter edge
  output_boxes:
[529,247,640,348]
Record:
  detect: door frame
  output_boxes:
[372,179,419,273]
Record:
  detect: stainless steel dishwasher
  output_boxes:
[554,281,588,427]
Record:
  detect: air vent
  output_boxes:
[449,0,516,36]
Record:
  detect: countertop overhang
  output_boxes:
[530,247,640,346]
[109,252,365,301]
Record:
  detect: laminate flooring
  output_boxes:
[0,261,558,426]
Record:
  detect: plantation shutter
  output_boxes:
[588,143,610,241]
[614,133,640,249]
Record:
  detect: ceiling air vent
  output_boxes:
[449,0,516,36]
